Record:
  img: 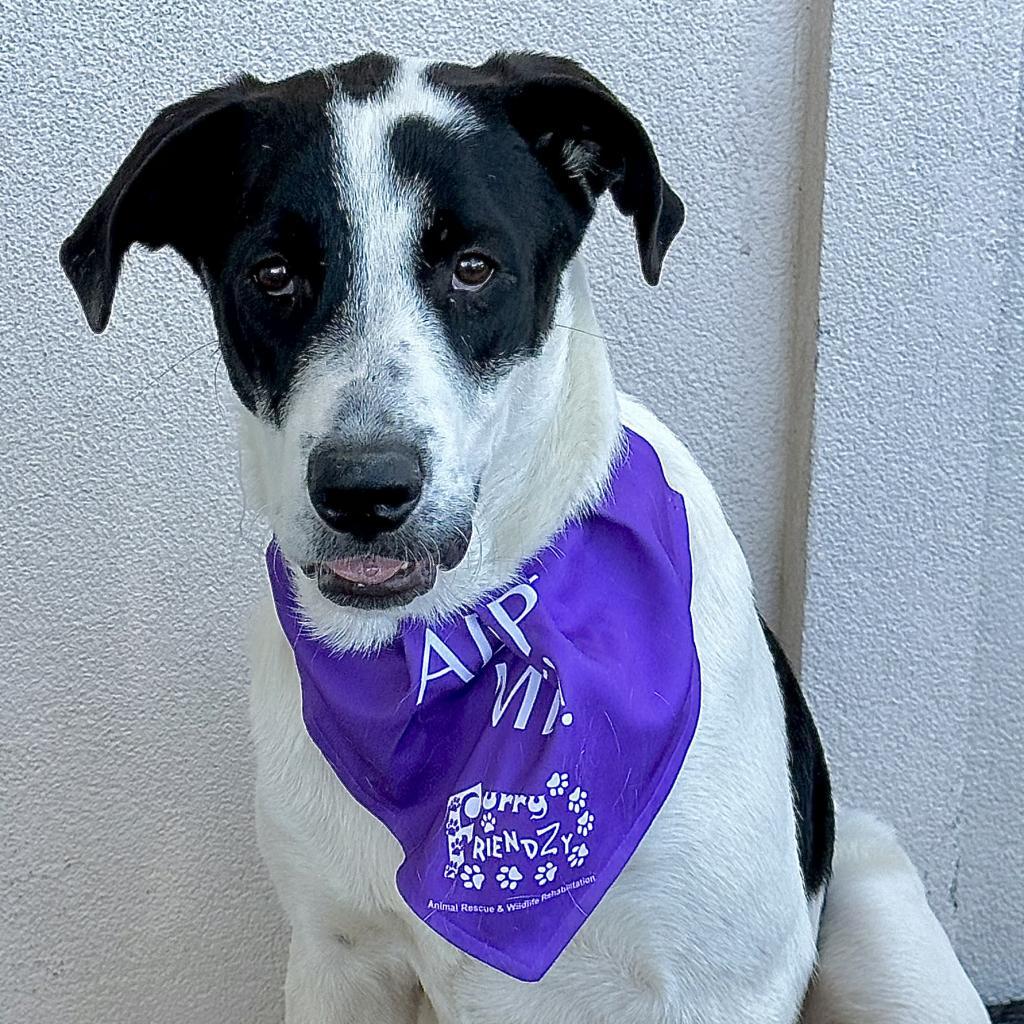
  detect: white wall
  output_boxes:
[802,0,1023,1003]
[1,1,817,1020]
[2,0,1019,1018]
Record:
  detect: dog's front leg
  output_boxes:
[284,927,424,1024]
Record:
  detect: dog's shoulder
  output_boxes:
[620,392,834,899]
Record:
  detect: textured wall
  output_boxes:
[0,1,818,1020]
[802,0,1023,1002]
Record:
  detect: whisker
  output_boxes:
[123,338,220,411]
[552,321,609,343]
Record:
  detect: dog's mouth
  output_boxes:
[301,530,472,609]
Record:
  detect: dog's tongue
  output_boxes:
[327,556,408,584]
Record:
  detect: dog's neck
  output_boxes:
[273,256,622,651]
[473,257,622,572]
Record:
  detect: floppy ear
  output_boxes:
[59,79,256,332]
[485,53,685,285]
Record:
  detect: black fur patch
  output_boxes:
[332,52,398,101]
[989,1002,1024,1023]
[59,66,346,416]
[760,617,835,896]
[428,53,685,285]
[388,114,587,375]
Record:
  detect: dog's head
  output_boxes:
[61,53,682,633]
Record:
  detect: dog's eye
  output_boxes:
[252,258,295,297]
[452,252,495,291]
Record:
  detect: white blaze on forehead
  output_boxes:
[332,57,479,164]
[314,59,482,445]
[328,59,479,327]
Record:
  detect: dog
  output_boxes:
[60,51,992,1024]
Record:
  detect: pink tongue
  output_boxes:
[327,556,408,585]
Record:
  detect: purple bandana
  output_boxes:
[266,428,701,981]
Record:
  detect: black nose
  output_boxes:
[307,440,424,538]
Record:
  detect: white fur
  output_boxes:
[244,59,988,1024]
[802,810,990,1024]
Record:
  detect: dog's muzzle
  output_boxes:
[303,438,471,607]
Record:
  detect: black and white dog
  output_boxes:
[61,52,989,1024]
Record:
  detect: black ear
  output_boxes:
[59,78,257,332]
[484,53,685,285]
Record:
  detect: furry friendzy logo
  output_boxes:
[439,775,597,901]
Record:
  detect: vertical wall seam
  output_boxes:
[778,0,836,668]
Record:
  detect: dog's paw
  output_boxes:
[567,786,588,813]
[496,865,523,891]
[567,843,590,868]
[534,862,557,887]
[460,864,485,890]
[576,810,595,836]
[546,771,569,797]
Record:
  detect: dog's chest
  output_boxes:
[248,594,816,1023]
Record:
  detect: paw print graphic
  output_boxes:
[460,864,485,890]
[451,835,466,856]
[567,786,588,814]
[576,810,595,836]
[481,812,496,834]
[496,865,524,891]
[443,864,458,880]
[534,862,557,887]
[567,843,590,868]
[546,771,569,797]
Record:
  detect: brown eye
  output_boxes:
[253,258,295,297]
[452,252,495,291]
